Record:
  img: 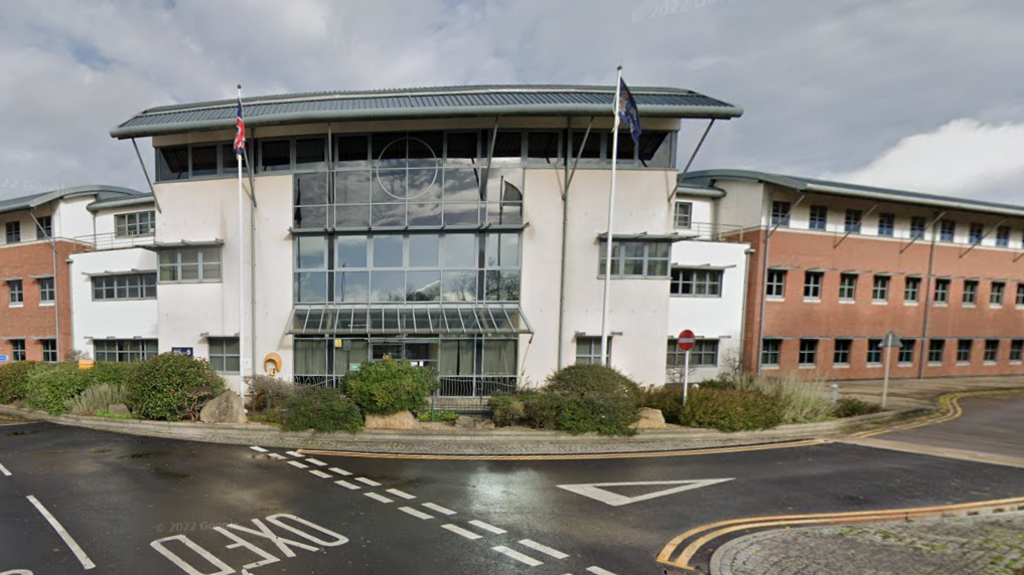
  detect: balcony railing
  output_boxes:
[72,232,156,251]
[675,221,750,243]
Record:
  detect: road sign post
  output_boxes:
[677,330,696,405]
[880,330,902,409]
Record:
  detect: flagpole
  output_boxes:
[600,66,623,367]
[236,84,247,401]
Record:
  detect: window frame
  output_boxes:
[35,215,53,239]
[575,337,609,365]
[11,339,26,361]
[833,339,852,366]
[770,201,791,227]
[5,221,20,244]
[765,270,786,299]
[803,271,823,300]
[871,275,890,303]
[844,209,863,234]
[904,276,920,303]
[1010,340,1023,363]
[114,211,156,238]
[92,273,158,301]
[808,205,828,231]
[8,279,23,305]
[798,339,817,367]
[760,339,781,367]
[94,339,158,363]
[42,339,58,363]
[956,339,972,364]
[598,240,670,279]
[158,247,222,283]
[996,226,1010,248]
[940,220,955,243]
[877,213,895,237]
[208,337,241,374]
[673,201,692,230]
[928,339,945,365]
[934,278,950,304]
[962,280,978,306]
[897,340,914,366]
[866,338,883,365]
[990,281,1005,306]
[969,223,984,245]
[838,273,857,302]
[38,277,55,304]
[910,216,926,239]
[983,339,999,363]
[670,268,723,297]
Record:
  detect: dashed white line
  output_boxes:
[335,480,362,490]
[0,461,11,477]
[364,492,394,504]
[309,470,333,479]
[305,458,328,467]
[285,451,303,458]
[287,460,309,469]
[27,495,96,570]
[469,519,506,534]
[493,545,543,567]
[249,446,268,453]
[328,467,352,476]
[399,506,434,520]
[586,567,619,575]
[422,502,456,515]
[386,488,416,500]
[441,523,482,540]
[519,539,569,559]
[268,453,286,460]
[355,477,381,487]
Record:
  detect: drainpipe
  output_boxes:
[557,117,595,370]
[754,188,773,374]
[738,246,755,373]
[917,215,940,378]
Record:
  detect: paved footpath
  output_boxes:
[713,511,1024,575]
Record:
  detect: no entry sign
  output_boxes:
[677,329,696,351]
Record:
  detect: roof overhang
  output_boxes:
[143,239,224,250]
[597,232,697,242]
[288,304,533,336]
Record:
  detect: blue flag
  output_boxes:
[617,78,642,146]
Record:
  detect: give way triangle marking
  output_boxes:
[557,478,734,507]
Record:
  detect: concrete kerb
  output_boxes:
[0,404,924,456]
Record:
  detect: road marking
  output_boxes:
[441,523,482,540]
[249,446,268,453]
[422,502,456,515]
[587,567,619,575]
[287,460,309,470]
[364,492,394,504]
[309,470,333,479]
[519,539,569,559]
[268,453,286,460]
[305,458,328,467]
[469,519,506,534]
[335,480,361,490]
[399,506,434,520]
[386,488,416,500]
[328,467,352,476]
[285,451,303,458]
[26,495,96,570]
[558,478,734,507]
[492,545,543,567]
[0,461,11,477]
[355,477,381,487]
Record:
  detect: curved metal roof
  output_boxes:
[0,185,142,216]
[87,193,155,212]
[111,84,743,139]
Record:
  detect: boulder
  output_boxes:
[455,415,496,430]
[199,392,247,424]
[634,407,666,429]
[364,411,418,430]
[107,403,130,416]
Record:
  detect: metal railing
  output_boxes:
[678,221,750,243]
[72,231,155,251]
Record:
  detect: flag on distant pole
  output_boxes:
[233,91,246,157]
[617,78,642,146]
[235,85,247,401]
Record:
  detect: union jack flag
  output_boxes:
[233,94,246,157]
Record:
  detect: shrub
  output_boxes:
[519,391,561,429]
[546,364,642,405]
[0,361,37,404]
[26,363,105,415]
[281,387,363,433]
[345,360,437,415]
[734,375,834,424]
[681,388,784,432]
[65,384,129,416]
[87,362,138,390]
[246,374,296,411]
[833,397,882,418]
[489,394,526,427]
[416,410,458,423]
[557,394,638,436]
[639,384,685,424]
[126,353,225,421]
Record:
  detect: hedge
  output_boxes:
[126,353,225,421]
[344,360,437,415]
[0,361,37,405]
[681,387,784,432]
[282,387,363,433]
[25,363,101,415]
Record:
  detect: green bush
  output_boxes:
[87,362,138,390]
[344,360,437,415]
[557,394,638,436]
[416,410,458,422]
[0,361,37,404]
[519,391,561,429]
[489,394,526,426]
[26,363,100,415]
[65,384,129,415]
[639,384,685,424]
[833,397,882,418]
[282,387,363,433]
[126,353,225,421]
[539,364,641,436]
[546,364,641,405]
[681,388,784,432]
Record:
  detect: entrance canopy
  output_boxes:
[288,304,532,336]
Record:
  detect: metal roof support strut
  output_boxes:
[833,202,879,248]
[670,119,716,203]
[900,211,947,254]
[959,217,1007,259]
[130,138,162,213]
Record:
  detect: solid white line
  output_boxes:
[305,458,328,467]
[309,470,333,479]
[469,519,506,534]
[519,539,569,559]
[398,506,434,520]
[364,492,394,504]
[0,461,11,477]
[287,460,309,469]
[493,545,543,567]
[249,446,268,453]
[268,453,286,460]
[441,523,482,540]
[27,495,96,570]
[285,451,303,458]
[328,467,352,476]
[355,477,381,487]
[587,567,619,575]
[422,502,456,515]
[386,488,416,500]
[335,480,361,490]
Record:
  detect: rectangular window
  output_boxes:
[8,280,23,305]
[940,220,955,242]
[1017,283,1024,306]
[599,240,670,278]
[803,271,823,300]
[934,279,950,304]
[159,247,222,283]
[844,209,862,234]
[36,216,52,239]
[209,338,241,374]
[575,337,608,365]
[1010,340,1023,362]
[910,216,926,239]
[963,280,978,305]
[983,340,999,363]
[928,339,945,364]
[673,202,692,229]
[11,339,26,361]
[115,211,156,237]
[766,270,786,298]
[92,273,158,300]
[94,339,158,363]
[5,221,20,244]
[838,273,857,301]
[690,340,719,367]
[38,277,54,303]
[809,205,828,231]
[872,275,889,302]
[904,277,920,303]
[260,139,292,172]
[798,339,817,366]
[898,340,914,365]
[957,339,972,363]
[969,223,984,245]
[867,339,883,365]
[42,339,57,363]
[833,339,851,366]
[156,146,188,181]
[996,226,1010,248]
[990,282,1005,306]
[761,339,781,367]
[671,268,723,297]
[877,213,895,237]
[771,201,790,227]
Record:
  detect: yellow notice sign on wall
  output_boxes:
[78,359,95,370]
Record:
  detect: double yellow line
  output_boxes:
[851,388,1024,439]
[657,496,1024,572]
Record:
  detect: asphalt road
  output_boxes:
[880,394,1024,460]
[2,409,1024,575]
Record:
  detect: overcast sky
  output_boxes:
[1,0,1022,203]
